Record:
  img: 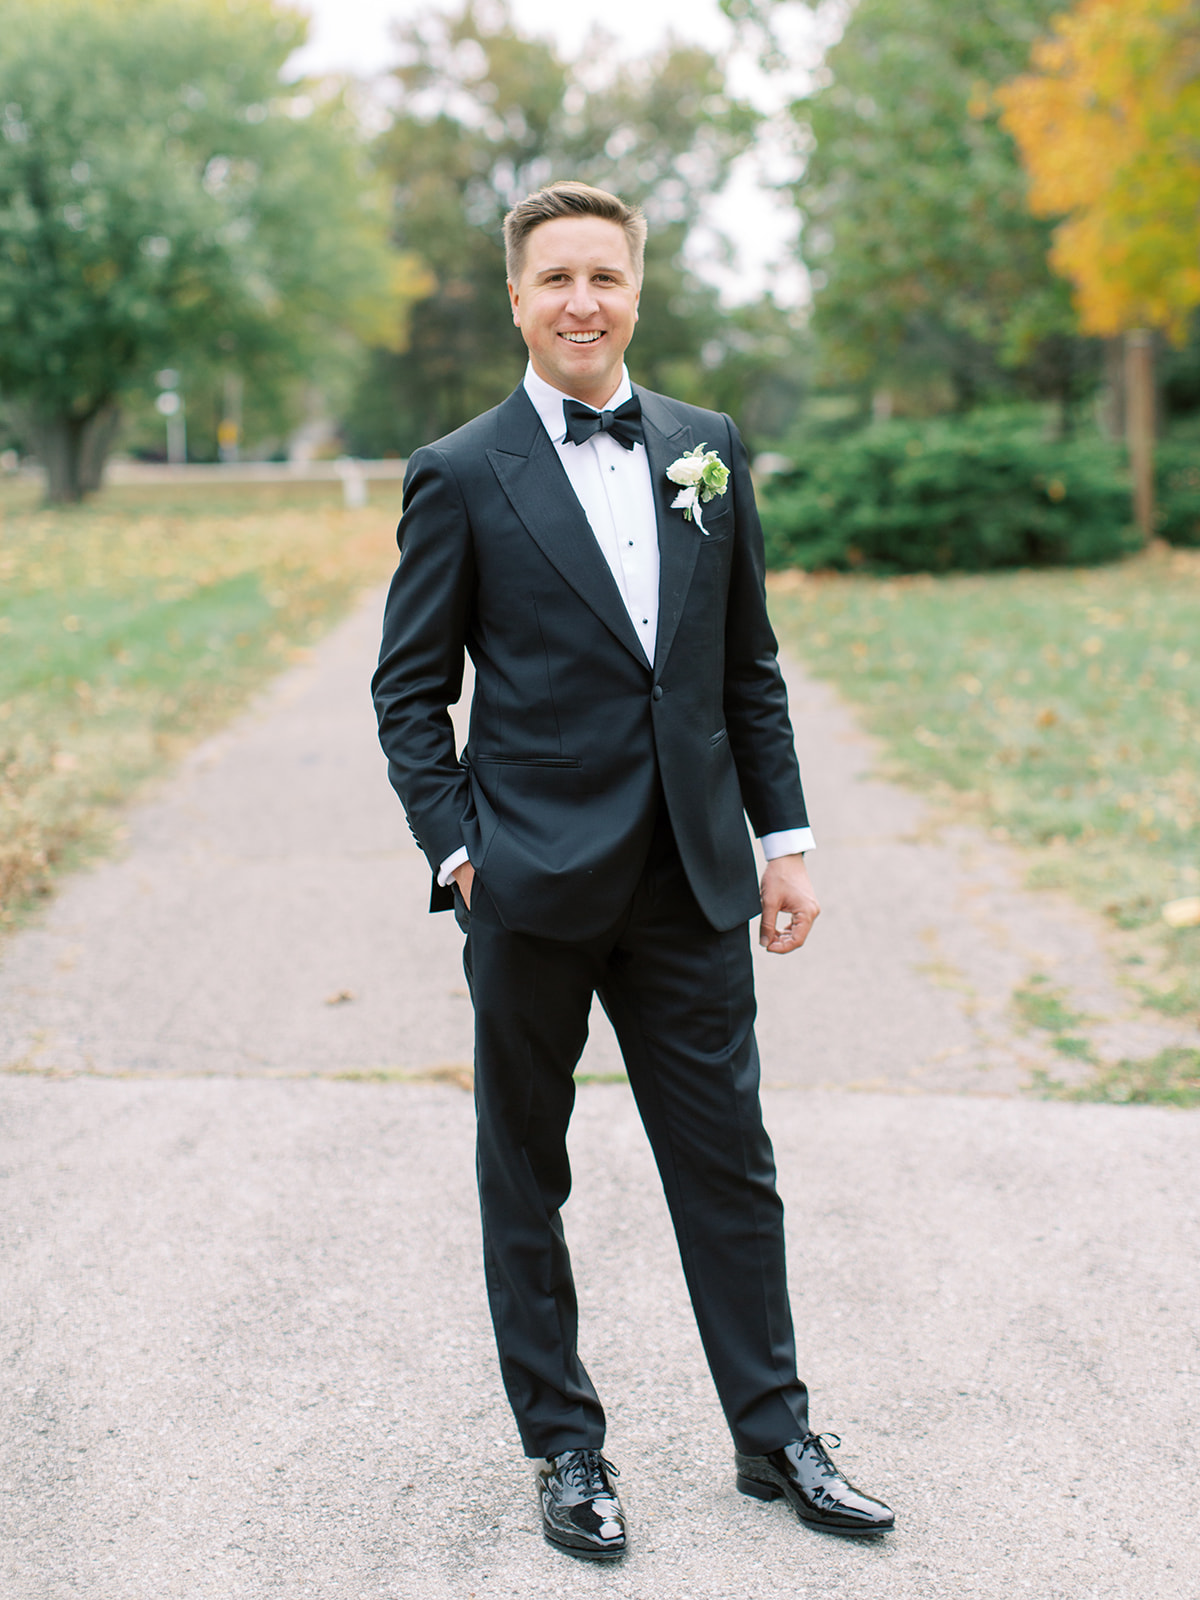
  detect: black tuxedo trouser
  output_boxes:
[456,810,810,1459]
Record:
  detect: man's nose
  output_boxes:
[565,276,598,317]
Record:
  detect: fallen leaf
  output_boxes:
[421,1064,474,1091]
[1161,897,1200,929]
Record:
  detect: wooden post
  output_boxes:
[1125,328,1156,540]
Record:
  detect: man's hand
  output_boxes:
[758,854,819,954]
[452,860,475,910]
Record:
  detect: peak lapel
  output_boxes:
[638,389,701,675]
[486,389,649,666]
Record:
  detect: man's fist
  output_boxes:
[758,854,819,954]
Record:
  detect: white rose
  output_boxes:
[667,456,706,487]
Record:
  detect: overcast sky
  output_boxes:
[285,0,821,304]
[289,0,742,75]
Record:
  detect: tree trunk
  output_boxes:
[1099,337,1126,440]
[25,404,119,504]
[79,404,121,494]
[1125,329,1156,541]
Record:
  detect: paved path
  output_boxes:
[2,587,1187,1090]
[2,588,1198,1599]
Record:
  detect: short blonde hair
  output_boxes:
[503,181,647,284]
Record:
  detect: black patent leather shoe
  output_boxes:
[536,1449,626,1560]
[735,1433,894,1536]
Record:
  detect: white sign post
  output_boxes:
[155,370,186,464]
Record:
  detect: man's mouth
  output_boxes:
[560,331,603,344]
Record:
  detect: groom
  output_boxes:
[372,181,893,1559]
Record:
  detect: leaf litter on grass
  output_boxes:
[0,496,397,925]
[768,546,1200,1095]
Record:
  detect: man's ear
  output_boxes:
[507,280,520,327]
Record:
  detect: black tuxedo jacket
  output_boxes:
[372,383,808,941]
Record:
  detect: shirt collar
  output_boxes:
[522,362,633,445]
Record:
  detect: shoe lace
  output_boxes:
[560,1449,619,1494]
[806,1432,843,1472]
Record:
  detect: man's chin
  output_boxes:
[555,346,608,377]
[542,357,625,405]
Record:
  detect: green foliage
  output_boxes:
[774,0,1090,409]
[1156,439,1200,547]
[347,0,796,455]
[759,415,1139,572]
[0,0,395,498]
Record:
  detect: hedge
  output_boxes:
[1156,439,1200,548]
[759,417,1141,573]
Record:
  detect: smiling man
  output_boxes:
[372,181,894,1560]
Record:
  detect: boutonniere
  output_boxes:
[666,445,730,535]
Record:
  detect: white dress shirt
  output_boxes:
[524,363,661,664]
[437,364,813,884]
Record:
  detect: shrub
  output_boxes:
[759,416,1140,573]
[1156,439,1200,547]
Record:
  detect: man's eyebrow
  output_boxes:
[533,263,630,279]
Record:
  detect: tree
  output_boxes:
[997,0,1200,341]
[345,1,789,456]
[0,0,399,501]
[749,0,1089,417]
[998,0,1200,534]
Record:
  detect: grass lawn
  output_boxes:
[768,544,1200,1105]
[0,478,401,926]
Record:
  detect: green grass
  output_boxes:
[0,473,403,519]
[0,484,398,924]
[1012,974,1097,1063]
[1013,972,1089,1034]
[1032,1048,1200,1107]
[767,545,1200,1028]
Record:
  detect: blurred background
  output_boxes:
[0,0,1196,542]
[2,0,1198,1067]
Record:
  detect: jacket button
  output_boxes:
[652,685,663,701]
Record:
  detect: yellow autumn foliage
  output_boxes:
[998,0,1200,340]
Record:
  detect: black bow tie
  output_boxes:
[563,395,643,451]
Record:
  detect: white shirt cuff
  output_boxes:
[759,828,815,860]
[437,846,470,886]
[444,835,811,882]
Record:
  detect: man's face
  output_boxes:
[508,216,640,408]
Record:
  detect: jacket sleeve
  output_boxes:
[371,445,475,880]
[719,415,810,838]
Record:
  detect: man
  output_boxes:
[372,181,893,1560]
